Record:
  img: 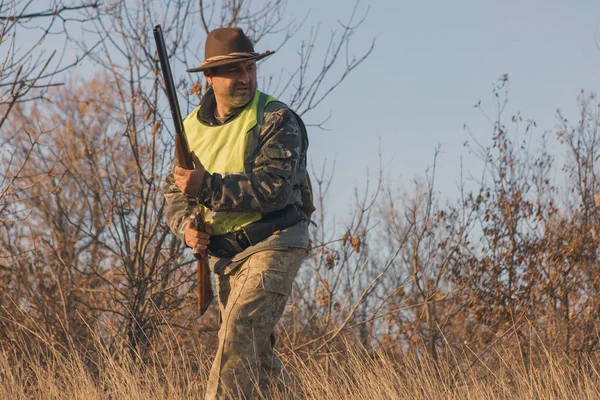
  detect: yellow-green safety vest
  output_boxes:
[183,90,276,236]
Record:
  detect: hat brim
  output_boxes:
[186,51,275,73]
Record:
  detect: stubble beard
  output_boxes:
[228,82,255,108]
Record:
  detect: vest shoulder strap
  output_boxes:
[256,91,270,125]
[256,94,308,149]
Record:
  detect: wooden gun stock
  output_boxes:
[174,133,192,169]
[153,24,213,315]
[193,210,213,314]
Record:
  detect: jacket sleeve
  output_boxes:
[163,163,196,241]
[196,107,303,214]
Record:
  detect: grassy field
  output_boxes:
[2,337,600,400]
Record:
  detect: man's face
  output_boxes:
[206,60,257,111]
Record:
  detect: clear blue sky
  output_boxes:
[258,0,600,223]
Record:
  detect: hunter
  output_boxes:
[163,27,313,399]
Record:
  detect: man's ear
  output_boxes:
[203,70,212,85]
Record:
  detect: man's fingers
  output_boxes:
[174,157,202,196]
[186,230,210,241]
[188,231,210,240]
[185,235,210,247]
[194,244,207,252]
[175,166,186,176]
[184,219,211,249]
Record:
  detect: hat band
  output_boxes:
[201,52,259,67]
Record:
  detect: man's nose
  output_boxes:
[238,69,250,84]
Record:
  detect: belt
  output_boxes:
[207,204,305,258]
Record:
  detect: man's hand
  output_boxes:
[185,219,212,253]
[175,152,205,196]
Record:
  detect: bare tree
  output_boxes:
[0,0,375,359]
[0,0,100,227]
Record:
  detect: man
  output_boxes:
[163,27,313,399]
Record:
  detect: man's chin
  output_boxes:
[231,93,253,107]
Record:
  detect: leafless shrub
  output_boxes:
[0,0,375,360]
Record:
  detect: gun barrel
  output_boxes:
[153,25,192,169]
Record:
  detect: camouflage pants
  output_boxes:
[205,248,305,400]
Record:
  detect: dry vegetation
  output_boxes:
[2,0,600,399]
[2,329,600,399]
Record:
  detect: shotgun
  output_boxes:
[153,24,213,315]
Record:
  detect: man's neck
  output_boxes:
[214,110,228,123]
[214,100,253,123]
[214,104,234,120]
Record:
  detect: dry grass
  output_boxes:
[2,332,600,400]
[271,344,600,400]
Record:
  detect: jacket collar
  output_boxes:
[196,88,246,126]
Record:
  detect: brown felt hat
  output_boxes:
[186,27,274,73]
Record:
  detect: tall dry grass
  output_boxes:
[2,325,600,400]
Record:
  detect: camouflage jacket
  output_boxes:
[163,89,309,274]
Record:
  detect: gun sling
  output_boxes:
[207,204,304,258]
